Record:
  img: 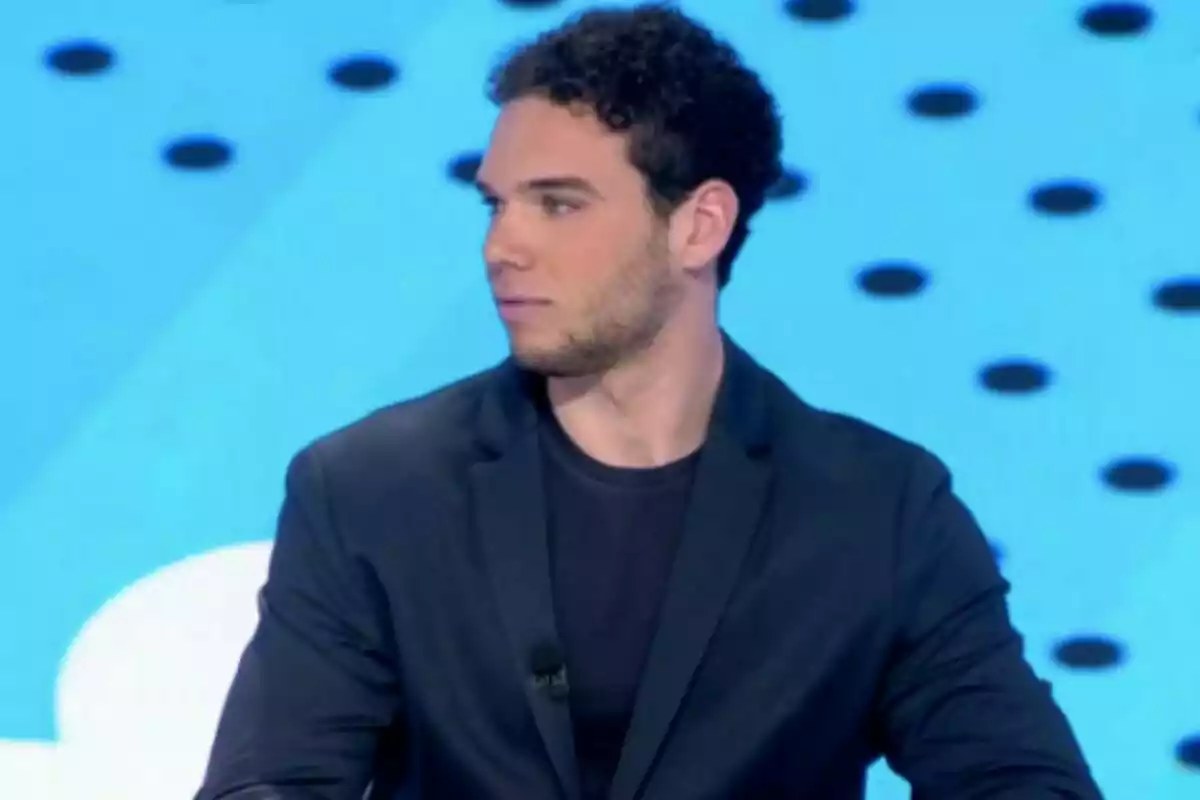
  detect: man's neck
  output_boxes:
[546,321,725,468]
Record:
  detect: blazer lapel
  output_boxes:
[470,365,582,800]
[608,336,774,800]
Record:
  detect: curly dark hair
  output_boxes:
[486,3,783,289]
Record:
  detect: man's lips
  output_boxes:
[495,296,551,321]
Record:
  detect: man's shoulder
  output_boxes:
[763,371,950,500]
[303,361,505,476]
[765,381,959,563]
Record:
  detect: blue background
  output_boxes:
[1,0,1197,796]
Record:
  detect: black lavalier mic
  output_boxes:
[530,641,570,701]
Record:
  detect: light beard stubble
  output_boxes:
[511,239,680,378]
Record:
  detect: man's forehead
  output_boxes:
[479,100,631,190]
[492,99,625,154]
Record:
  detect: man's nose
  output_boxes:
[484,217,533,273]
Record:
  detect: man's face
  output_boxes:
[476,96,683,377]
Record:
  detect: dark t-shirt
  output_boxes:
[540,409,700,800]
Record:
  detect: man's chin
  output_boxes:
[510,348,574,378]
[509,340,594,379]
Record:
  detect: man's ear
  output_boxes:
[669,179,739,275]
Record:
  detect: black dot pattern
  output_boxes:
[500,0,564,8]
[1153,277,1200,313]
[163,136,234,171]
[907,83,980,119]
[45,39,115,76]
[765,168,808,201]
[784,0,857,22]
[1080,2,1155,36]
[1177,734,1200,771]
[1102,457,1175,492]
[449,152,483,184]
[329,55,399,91]
[1053,635,1127,670]
[1030,180,1102,215]
[856,261,928,298]
[980,359,1051,394]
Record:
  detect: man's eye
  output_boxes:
[541,196,577,215]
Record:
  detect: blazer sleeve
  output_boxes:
[194,445,404,800]
[874,450,1104,799]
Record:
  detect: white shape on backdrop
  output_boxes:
[0,541,272,800]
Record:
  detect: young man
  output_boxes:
[197,5,1102,799]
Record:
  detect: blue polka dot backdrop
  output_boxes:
[1,0,1197,796]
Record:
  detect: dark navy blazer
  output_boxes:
[196,334,1102,799]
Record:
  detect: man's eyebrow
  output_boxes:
[474,175,604,199]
